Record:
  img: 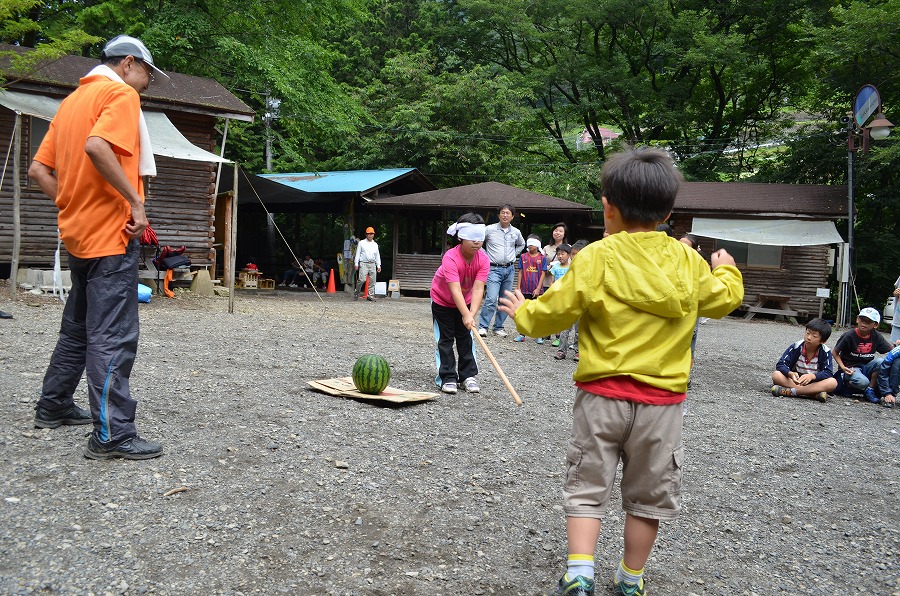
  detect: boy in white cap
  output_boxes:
[28,34,168,460]
[832,307,894,403]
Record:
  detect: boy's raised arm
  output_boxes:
[698,249,744,318]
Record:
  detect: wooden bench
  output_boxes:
[743,293,799,325]
[236,270,261,289]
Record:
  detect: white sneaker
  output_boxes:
[477,328,488,337]
[494,329,508,338]
[441,382,458,394]
[463,377,480,393]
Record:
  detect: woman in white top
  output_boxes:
[541,222,569,292]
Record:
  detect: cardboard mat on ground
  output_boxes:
[308,377,437,404]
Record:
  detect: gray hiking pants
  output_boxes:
[38,240,141,442]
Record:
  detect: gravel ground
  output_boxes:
[0,285,898,595]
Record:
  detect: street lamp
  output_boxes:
[840,85,894,327]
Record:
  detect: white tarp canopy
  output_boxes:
[0,89,229,163]
[690,217,844,246]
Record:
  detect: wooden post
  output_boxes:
[221,192,233,286]
[392,210,399,286]
[10,114,21,301]
[227,164,238,314]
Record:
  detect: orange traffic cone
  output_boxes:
[326,269,336,293]
[362,275,369,298]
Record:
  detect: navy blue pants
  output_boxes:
[38,240,141,442]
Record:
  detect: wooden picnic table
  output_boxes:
[743,293,799,325]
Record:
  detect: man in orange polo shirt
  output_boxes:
[28,35,169,460]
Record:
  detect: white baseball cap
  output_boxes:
[858,307,881,324]
[101,35,170,81]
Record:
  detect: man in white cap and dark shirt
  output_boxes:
[478,204,525,337]
[28,35,169,460]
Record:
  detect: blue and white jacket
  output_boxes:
[775,340,834,382]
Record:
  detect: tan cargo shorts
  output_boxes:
[563,388,684,521]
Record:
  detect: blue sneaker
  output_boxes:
[536,337,544,345]
[613,578,645,596]
[514,335,526,342]
[554,573,594,595]
[864,387,879,403]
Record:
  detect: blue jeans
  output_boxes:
[479,265,515,331]
[843,358,883,391]
[884,357,900,396]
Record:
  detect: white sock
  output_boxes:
[566,554,594,580]
[615,559,644,586]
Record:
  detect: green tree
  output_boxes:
[316,0,837,204]
[441,0,831,185]
[3,0,367,171]
[320,0,600,202]
[753,0,900,307]
[1,0,99,84]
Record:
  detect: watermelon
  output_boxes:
[352,354,391,394]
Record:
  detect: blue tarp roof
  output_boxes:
[260,168,417,194]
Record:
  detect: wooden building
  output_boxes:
[368,181,595,292]
[220,166,437,283]
[0,45,255,279]
[667,182,848,317]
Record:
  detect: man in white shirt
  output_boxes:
[354,226,382,301]
[477,204,525,337]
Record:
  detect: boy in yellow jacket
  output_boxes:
[499,147,743,596]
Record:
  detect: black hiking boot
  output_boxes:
[34,403,92,429]
[84,432,164,461]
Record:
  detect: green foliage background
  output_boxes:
[3,0,898,306]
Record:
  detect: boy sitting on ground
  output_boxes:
[832,307,893,403]
[499,146,743,596]
[771,318,838,402]
[313,259,327,288]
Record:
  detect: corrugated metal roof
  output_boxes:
[260,169,418,194]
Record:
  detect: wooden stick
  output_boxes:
[163,486,189,497]
[473,330,523,406]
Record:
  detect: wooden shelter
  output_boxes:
[219,166,437,283]
[0,45,255,286]
[368,181,595,292]
[668,182,848,317]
